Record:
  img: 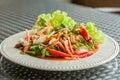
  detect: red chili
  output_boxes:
[47,49,70,57]
[25,29,30,42]
[65,51,94,59]
[87,51,94,56]
[67,37,74,54]
[79,25,89,40]
[74,53,88,58]
[74,51,94,58]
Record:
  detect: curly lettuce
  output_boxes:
[33,10,76,30]
[86,22,104,44]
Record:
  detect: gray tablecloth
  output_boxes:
[0,0,120,80]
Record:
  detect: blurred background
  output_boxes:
[58,0,120,14]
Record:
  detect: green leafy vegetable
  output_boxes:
[31,45,50,57]
[41,49,50,57]
[33,10,76,30]
[52,10,76,29]
[86,43,94,50]
[32,45,44,54]
[86,22,104,43]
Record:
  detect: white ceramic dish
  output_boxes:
[0,30,119,71]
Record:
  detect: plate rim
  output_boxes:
[0,31,119,71]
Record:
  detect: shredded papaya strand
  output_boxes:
[64,39,73,58]
[53,32,61,39]
[36,30,43,37]
[48,40,58,48]
[67,37,74,54]
[40,43,47,48]
[59,38,65,44]
[56,32,62,40]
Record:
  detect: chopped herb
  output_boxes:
[20,51,26,55]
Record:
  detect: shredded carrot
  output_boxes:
[45,37,53,42]
[56,32,61,40]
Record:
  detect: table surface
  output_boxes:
[0,0,120,80]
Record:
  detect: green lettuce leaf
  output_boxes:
[86,22,104,44]
[32,10,76,30]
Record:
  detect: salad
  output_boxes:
[15,10,104,59]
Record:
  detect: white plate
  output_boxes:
[0,30,119,71]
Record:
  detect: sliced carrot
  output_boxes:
[45,37,53,42]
